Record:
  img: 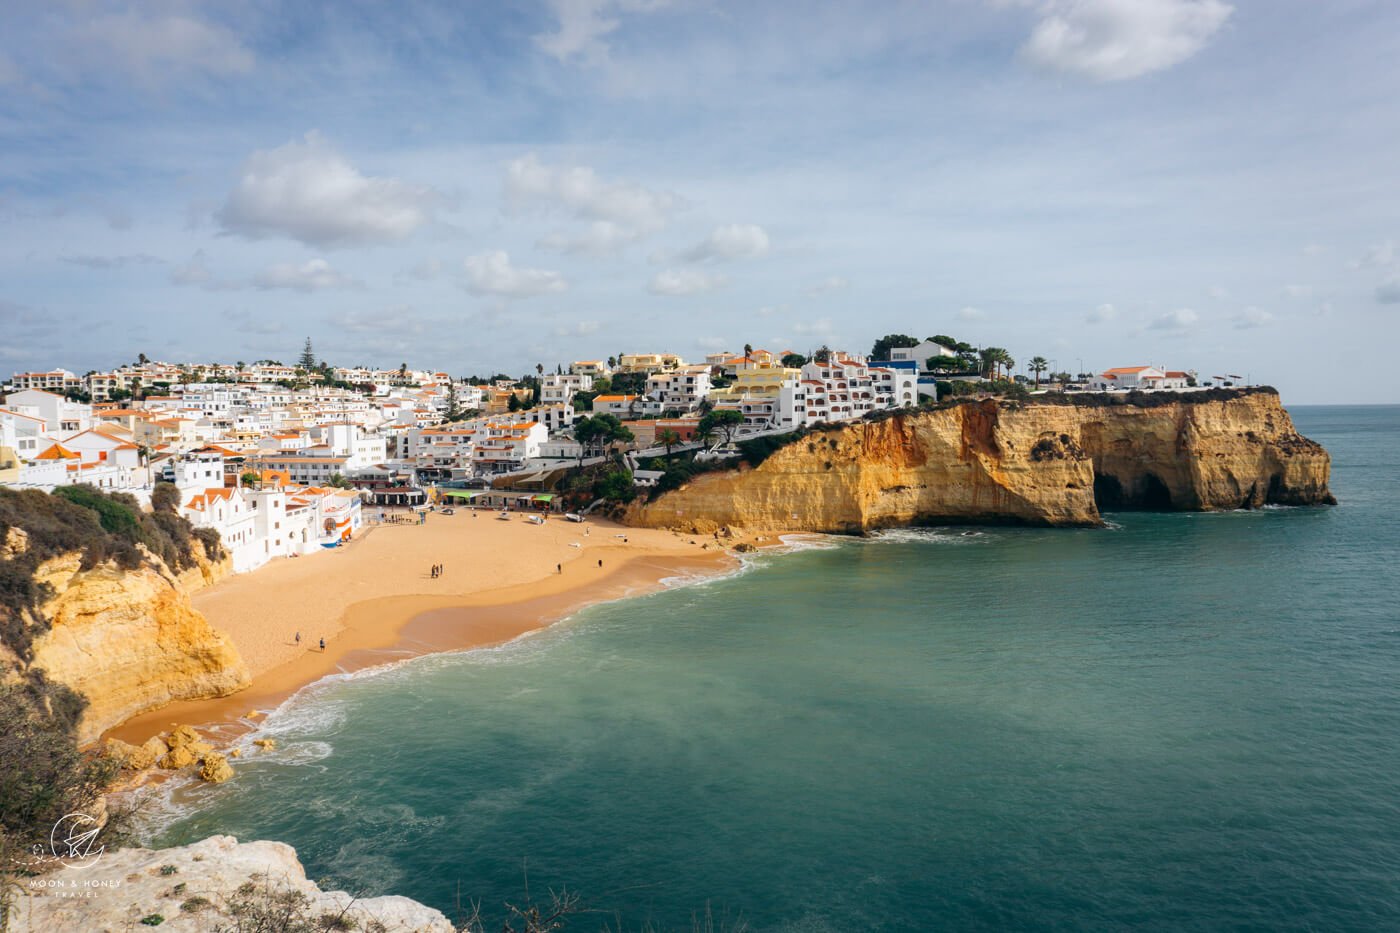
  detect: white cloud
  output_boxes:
[170,251,240,291]
[1354,240,1398,269]
[225,309,285,336]
[76,12,253,82]
[61,253,162,269]
[1085,302,1117,323]
[679,224,771,263]
[803,276,850,297]
[506,153,680,248]
[649,268,727,296]
[1019,0,1232,82]
[396,258,445,282]
[327,306,427,336]
[553,319,601,337]
[534,0,671,64]
[1282,284,1311,299]
[1232,306,1273,328]
[792,318,836,337]
[464,251,567,298]
[1148,307,1200,331]
[254,259,358,292]
[538,221,641,256]
[1377,278,1400,304]
[218,132,438,247]
[956,306,985,321]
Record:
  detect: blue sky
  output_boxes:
[2,0,1397,403]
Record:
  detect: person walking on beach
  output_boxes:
[295,631,301,645]
[319,637,326,651]
[557,563,562,574]
[598,558,603,568]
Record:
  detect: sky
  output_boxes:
[1,0,1398,403]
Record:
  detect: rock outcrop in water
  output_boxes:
[11,835,455,932]
[23,547,250,745]
[625,388,1333,534]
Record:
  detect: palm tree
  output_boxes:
[607,356,617,370]
[743,342,753,360]
[978,347,998,379]
[536,363,544,377]
[1029,356,1049,387]
[658,428,681,460]
[979,347,1014,380]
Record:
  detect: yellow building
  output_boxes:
[618,353,684,373]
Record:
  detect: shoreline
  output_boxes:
[105,514,740,747]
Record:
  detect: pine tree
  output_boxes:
[444,381,461,421]
[298,338,316,371]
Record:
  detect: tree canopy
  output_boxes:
[698,408,744,445]
[870,334,919,360]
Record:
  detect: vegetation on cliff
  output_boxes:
[0,484,221,663]
[0,484,224,910]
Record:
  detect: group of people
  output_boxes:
[430,563,446,578]
[294,631,326,651]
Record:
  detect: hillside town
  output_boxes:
[0,334,1225,575]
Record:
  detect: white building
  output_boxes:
[541,373,594,406]
[882,340,957,369]
[472,421,547,473]
[3,389,92,435]
[646,367,711,411]
[1092,367,1192,391]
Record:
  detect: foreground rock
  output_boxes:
[105,724,246,784]
[626,388,1334,533]
[11,834,454,932]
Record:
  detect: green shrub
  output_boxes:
[0,485,220,663]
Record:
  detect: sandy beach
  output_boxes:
[107,509,737,745]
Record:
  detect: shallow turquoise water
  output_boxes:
[154,406,1400,931]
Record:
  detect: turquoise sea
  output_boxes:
[153,406,1400,931]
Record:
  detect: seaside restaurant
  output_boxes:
[437,489,560,512]
[364,485,428,508]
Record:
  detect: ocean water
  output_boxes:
[152,406,1400,931]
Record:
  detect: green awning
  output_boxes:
[532,493,556,502]
[439,489,480,499]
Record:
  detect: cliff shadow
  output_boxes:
[1092,471,1174,511]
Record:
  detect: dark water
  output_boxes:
[154,406,1400,931]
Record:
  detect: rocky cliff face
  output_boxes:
[626,389,1333,534]
[24,547,250,744]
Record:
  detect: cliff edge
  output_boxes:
[0,486,252,745]
[26,546,250,745]
[625,388,1333,534]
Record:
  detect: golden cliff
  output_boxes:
[625,388,1333,534]
[23,546,250,745]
